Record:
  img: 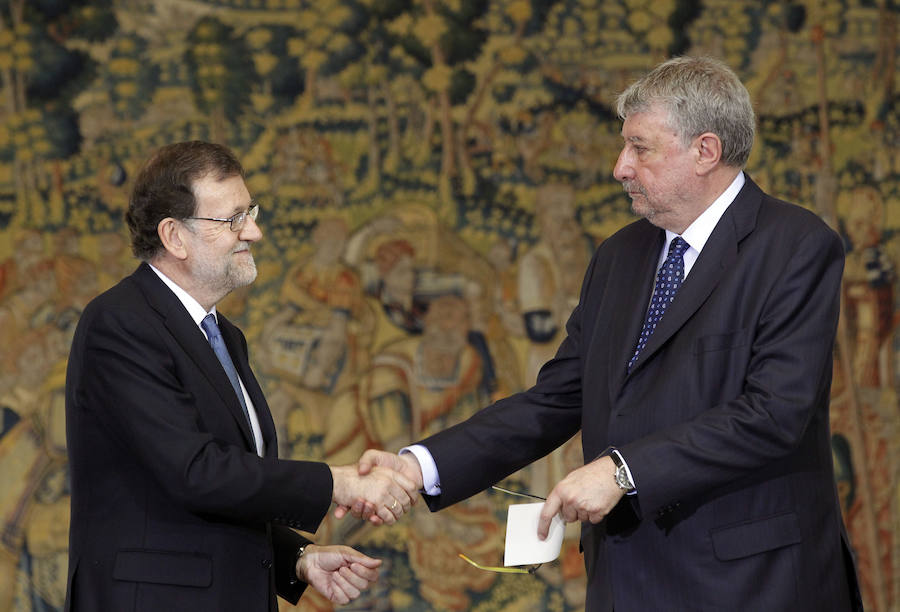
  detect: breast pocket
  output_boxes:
[693,328,750,354]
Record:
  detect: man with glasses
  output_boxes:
[65,141,418,611]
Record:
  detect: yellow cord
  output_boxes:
[457,553,534,574]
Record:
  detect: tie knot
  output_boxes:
[668,236,689,258]
[201,314,221,340]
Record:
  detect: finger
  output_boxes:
[390,476,416,509]
[374,504,397,525]
[349,559,382,575]
[367,514,385,526]
[351,499,374,520]
[389,472,417,510]
[372,467,410,501]
[336,548,382,568]
[358,557,382,569]
[328,581,351,606]
[588,509,606,524]
[561,502,578,523]
[377,480,411,516]
[357,500,373,520]
[340,565,374,590]
[384,497,403,521]
[334,568,363,600]
[345,499,365,518]
[393,491,412,515]
[334,505,348,519]
[538,495,562,539]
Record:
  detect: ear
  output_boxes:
[694,132,722,176]
[157,217,189,260]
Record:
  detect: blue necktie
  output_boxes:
[201,314,253,430]
[627,236,689,372]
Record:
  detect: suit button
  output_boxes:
[262,559,272,569]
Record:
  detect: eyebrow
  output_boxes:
[228,200,256,215]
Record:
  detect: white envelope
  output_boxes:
[503,502,565,567]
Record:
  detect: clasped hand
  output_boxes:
[333,450,424,524]
[330,460,419,524]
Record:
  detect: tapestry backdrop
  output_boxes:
[0,0,897,610]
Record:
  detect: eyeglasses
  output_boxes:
[457,485,547,576]
[187,202,259,232]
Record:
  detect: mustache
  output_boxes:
[621,180,646,196]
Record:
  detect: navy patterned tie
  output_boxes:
[627,236,689,372]
[201,314,253,429]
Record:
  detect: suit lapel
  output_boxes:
[133,263,257,451]
[621,177,763,381]
[218,315,279,457]
[606,223,666,399]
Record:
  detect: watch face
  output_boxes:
[616,466,632,490]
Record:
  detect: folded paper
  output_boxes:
[503,502,565,566]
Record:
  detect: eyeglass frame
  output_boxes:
[186,202,259,232]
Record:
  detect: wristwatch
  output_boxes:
[609,450,635,492]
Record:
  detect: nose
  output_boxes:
[613,147,632,182]
[240,216,263,242]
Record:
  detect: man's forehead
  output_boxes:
[193,175,250,208]
[620,109,675,140]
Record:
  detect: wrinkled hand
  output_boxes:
[330,463,417,524]
[296,544,380,605]
[537,455,625,539]
[334,450,425,524]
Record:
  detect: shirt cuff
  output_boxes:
[611,449,638,495]
[400,445,441,496]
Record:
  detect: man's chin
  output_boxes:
[630,200,651,218]
[231,262,258,288]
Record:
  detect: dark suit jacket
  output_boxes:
[419,177,862,611]
[65,262,333,612]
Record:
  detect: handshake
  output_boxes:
[329,450,424,524]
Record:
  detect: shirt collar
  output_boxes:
[665,171,745,253]
[148,263,217,328]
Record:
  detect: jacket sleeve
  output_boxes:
[272,525,311,604]
[418,249,603,509]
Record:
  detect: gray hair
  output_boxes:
[616,56,755,168]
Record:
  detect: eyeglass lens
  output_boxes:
[231,204,259,231]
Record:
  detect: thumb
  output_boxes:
[358,449,395,475]
[358,449,379,475]
[346,551,382,568]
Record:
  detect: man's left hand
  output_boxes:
[537,455,626,539]
[296,544,381,605]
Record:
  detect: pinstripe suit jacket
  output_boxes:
[419,177,862,611]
